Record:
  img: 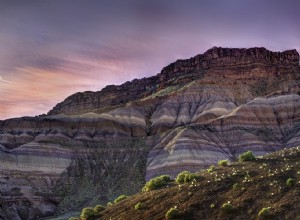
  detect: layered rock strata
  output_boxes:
[0,47,300,219]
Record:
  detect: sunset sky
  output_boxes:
[0,0,299,120]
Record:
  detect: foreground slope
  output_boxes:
[97,147,300,220]
[0,47,300,219]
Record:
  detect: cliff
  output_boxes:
[48,47,300,115]
[0,47,300,219]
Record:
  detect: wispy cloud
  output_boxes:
[0,0,299,119]
[0,75,12,84]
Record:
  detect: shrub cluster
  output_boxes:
[239,151,256,162]
[134,202,143,210]
[286,178,295,187]
[175,171,201,184]
[258,207,271,219]
[69,204,106,220]
[207,165,215,173]
[80,207,96,220]
[232,183,242,191]
[114,195,128,204]
[94,205,105,213]
[218,159,229,167]
[142,175,171,191]
[165,207,179,219]
[221,202,235,214]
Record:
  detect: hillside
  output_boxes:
[0,47,300,219]
[86,147,300,220]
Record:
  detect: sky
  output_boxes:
[0,0,299,120]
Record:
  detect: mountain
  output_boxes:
[0,47,300,219]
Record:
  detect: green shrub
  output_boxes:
[239,151,256,162]
[68,218,79,220]
[94,205,105,213]
[207,165,215,173]
[80,207,95,220]
[175,171,201,184]
[114,195,128,204]
[258,207,271,219]
[165,207,179,219]
[221,202,235,214]
[286,178,296,187]
[232,183,242,191]
[218,159,229,167]
[142,175,171,191]
[134,202,143,210]
[107,202,112,206]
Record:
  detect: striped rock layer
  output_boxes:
[0,47,300,219]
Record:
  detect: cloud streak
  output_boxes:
[0,0,299,119]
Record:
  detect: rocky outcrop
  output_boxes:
[1,47,300,219]
[48,47,300,115]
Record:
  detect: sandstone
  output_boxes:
[1,47,300,219]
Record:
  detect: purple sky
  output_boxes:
[0,0,299,119]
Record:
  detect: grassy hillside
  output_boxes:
[71,147,300,220]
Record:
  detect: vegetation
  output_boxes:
[221,202,235,214]
[286,178,296,187]
[175,171,201,184]
[76,147,300,220]
[80,207,95,220]
[114,195,128,204]
[142,175,171,191]
[207,165,215,173]
[94,205,105,213]
[258,207,272,219]
[134,202,143,210]
[165,207,179,219]
[218,159,229,167]
[232,183,242,191]
[239,150,256,162]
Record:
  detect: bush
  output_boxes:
[232,183,242,191]
[175,171,201,184]
[94,205,105,213]
[286,178,296,187]
[142,175,171,191]
[107,202,112,206]
[218,159,229,167]
[114,195,128,204]
[207,165,215,173]
[165,207,179,219]
[258,207,271,219]
[239,151,256,162]
[134,202,143,210]
[221,202,235,214]
[80,207,95,220]
[68,218,79,220]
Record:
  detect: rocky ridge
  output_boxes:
[48,47,300,115]
[0,47,300,219]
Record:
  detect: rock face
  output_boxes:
[48,47,300,115]
[1,47,300,219]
